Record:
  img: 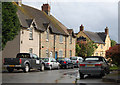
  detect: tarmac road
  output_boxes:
[2,68,118,85]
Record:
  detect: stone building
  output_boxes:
[2,2,76,59]
[76,24,111,57]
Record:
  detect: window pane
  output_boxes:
[59,35,63,43]
[29,48,33,53]
[59,50,63,57]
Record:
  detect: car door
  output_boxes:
[53,58,58,68]
[31,54,40,69]
[103,58,109,71]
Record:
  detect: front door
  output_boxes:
[55,52,57,60]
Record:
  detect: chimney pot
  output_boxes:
[80,24,84,31]
[105,27,109,35]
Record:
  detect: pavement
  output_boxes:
[102,70,120,83]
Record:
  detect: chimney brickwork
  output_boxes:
[80,24,84,31]
[42,4,51,15]
[105,27,109,35]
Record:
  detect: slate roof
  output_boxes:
[97,32,107,42]
[17,4,69,36]
[83,31,106,44]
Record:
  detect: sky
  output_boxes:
[22,0,119,42]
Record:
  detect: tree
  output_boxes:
[76,41,98,57]
[111,40,117,47]
[2,2,20,50]
[106,44,120,67]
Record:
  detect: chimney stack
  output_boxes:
[80,24,84,31]
[42,4,51,15]
[105,27,109,35]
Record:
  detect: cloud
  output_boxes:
[23,1,118,42]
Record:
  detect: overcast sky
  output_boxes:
[22,0,119,42]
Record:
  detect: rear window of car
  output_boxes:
[85,58,99,61]
[57,58,64,61]
[70,57,77,60]
[43,58,49,62]
[84,57,103,61]
[16,53,30,58]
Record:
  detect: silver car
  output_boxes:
[42,57,60,70]
[79,56,110,79]
[70,56,83,67]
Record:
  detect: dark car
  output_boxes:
[4,53,45,73]
[79,56,110,79]
[57,57,74,69]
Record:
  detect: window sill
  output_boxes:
[29,39,33,40]
[46,39,49,42]
[59,42,63,44]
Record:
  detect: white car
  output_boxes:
[70,56,83,67]
[42,57,60,70]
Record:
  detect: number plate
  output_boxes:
[9,65,15,67]
[86,64,95,67]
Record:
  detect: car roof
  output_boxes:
[85,56,104,58]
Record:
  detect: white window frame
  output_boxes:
[29,27,33,40]
[70,50,72,57]
[46,49,49,57]
[95,52,98,56]
[29,48,33,53]
[59,50,63,57]
[59,35,63,43]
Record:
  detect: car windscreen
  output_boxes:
[84,57,102,61]
[70,57,77,60]
[43,58,49,62]
[16,53,30,58]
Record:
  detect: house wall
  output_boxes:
[40,29,54,58]
[2,32,20,58]
[77,31,111,58]
[94,35,111,57]
[40,29,76,58]
[66,35,76,58]
[20,25,40,57]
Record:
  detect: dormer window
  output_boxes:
[29,27,33,40]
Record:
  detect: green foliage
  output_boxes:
[2,2,20,50]
[76,41,98,57]
[75,44,81,56]
[111,40,117,47]
[110,53,120,67]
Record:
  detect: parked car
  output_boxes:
[70,56,83,67]
[79,56,110,79]
[42,57,60,70]
[4,53,45,73]
[57,57,74,69]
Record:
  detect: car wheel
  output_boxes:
[23,64,29,73]
[100,71,105,77]
[57,65,60,70]
[40,64,45,71]
[49,66,52,70]
[80,72,84,79]
[7,68,14,73]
